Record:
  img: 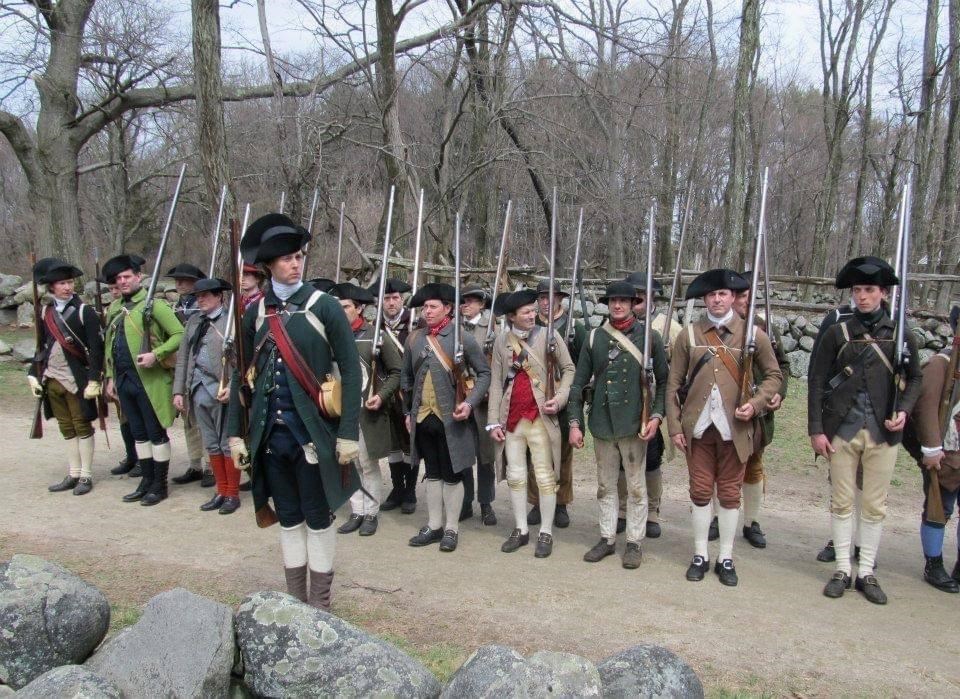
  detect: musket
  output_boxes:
[219,204,252,395]
[641,202,656,429]
[408,189,425,334]
[370,186,396,400]
[278,191,286,214]
[301,188,320,277]
[890,175,912,420]
[564,207,584,351]
[737,166,769,407]
[141,163,187,357]
[452,213,468,404]
[761,225,776,350]
[485,199,513,354]
[29,251,44,439]
[545,187,559,399]
[335,201,345,283]
[664,179,693,350]
[208,184,228,278]
[92,249,110,446]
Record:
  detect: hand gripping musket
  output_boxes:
[301,188,320,278]
[737,166,769,407]
[545,187,559,399]
[664,180,693,351]
[485,199,513,355]
[564,207,584,351]
[335,202,345,283]
[641,202,656,429]
[452,213,469,404]
[208,184,228,278]
[219,205,252,414]
[408,189,425,335]
[370,186,396,400]
[28,251,44,439]
[890,176,912,420]
[141,163,187,358]
[92,249,110,446]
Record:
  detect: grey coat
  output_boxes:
[401,321,491,474]
[173,309,228,426]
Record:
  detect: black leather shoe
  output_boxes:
[49,476,79,493]
[714,558,738,586]
[616,518,627,534]
[380,488,402,511]
[122,482,149,502]
[337,513,363,534]
[646,521,661,538]
[952,558,960,584]
[855,574,887,605]
[128,463,142,478]
[200,469,216,488]
[583,539,616,563]
[239,480,252,492]
[439,529,459,552]
[923,556,959,593]
[218,496,241,514]
[480,504,497,526]
[685,555,709,581]
[743,521,767,549]
[554,504,570,528]
[708,516,719,542]
[527,506,541,525]
[200,494,225,511]
[501,528,530,553]
[534,532,553,558]
[358,515,378,536]
[817,540,836,562]
[72,477,92,496]
[622,542,643,569]
[400,500,417,515]
[172,467,202,485]
[111,458,136,476]
[408,526,443,547]
[459,505,474,522]
[823,571,851,598]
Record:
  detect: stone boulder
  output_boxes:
[0,340,9,356]
[440,645,525,698]
[779,334,798,354]
[0,555,110,689]
[0,274,21,298]
[919,348,935,366]
[235,591,440,698]
[87,588,234,698]
[786,350,810,378]
[798,336,815,352]
[17,302,33,328]
[793,315,807,330]
[11,339,35,362]
[442,647,601,698]
[597,644,704,698]
[0,308,16,325]
[16,665,121,699]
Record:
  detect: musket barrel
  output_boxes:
[453,213,463,362]
[208,183,228,278]
[643,202,655,365]
[744,167,769,349]
[665,179,693,349]
[566,207,584,348]
[335,202,345,283]
[486,199,513,347]
[146,163,187,302]
[409,189,425,334]
[371,186,396,359]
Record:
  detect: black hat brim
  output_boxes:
[409,283,456,308]
[500,289,539,315]
[684,269,750,299]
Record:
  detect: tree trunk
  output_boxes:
[934,0,959,310]
[375,0,408,246]
[912,0,940,281]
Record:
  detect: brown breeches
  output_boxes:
[686,426,745,509]
[46,378,93,440]
[744,449,764,485]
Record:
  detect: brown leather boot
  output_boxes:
[309,570,334,610]
[284,565,308,603]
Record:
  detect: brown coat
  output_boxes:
[666,314,783,463]
[910,351,960,490]
[487,325,575,477]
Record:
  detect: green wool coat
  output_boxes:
[104,288,184,428]
[226,285,362,517]
[355,321,403,460]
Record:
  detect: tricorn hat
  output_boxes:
[241,213,311,264]
[165,263,206,281]
[409,282,456,308]
[192,277,232,295]
[102,254,146,283]
[461,283,492,309]
[367,277,412,296]
[500,289,539,316]
[599,280,641,305]
[684,269,750,300]
[307,277,336,293]
[330,282,375,304]
[834,256,898,289]
[242,263,266,278]
[34,258,83,285]
[536,279,570,298]
[623,271,664,296]
[492,291,513,317]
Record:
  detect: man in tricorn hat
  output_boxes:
[226,213,362,610]
[103,254,184,506]
[330,282,402,537]
[487,289,575,557]
[666,269,782,586]
[568,280,668,569]
[459,282,498,525]
[28,258,104,496]
[809,255,922,604]
[402,283,491,552]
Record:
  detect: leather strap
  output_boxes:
[599,322,646,368]
[44,307,87,362]
[266,308,322,405]
[704,327,742,385]
[426,335,455,375]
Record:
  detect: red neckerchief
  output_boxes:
[350,316,364,332]
[428,315,451,336]
[611,316,634,332]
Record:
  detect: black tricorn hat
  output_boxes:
[536,279,570,298]
[102,254,146,283]
[241,213,312,264]
[684,268,750,300]
[34,258,82,285]
[165,263,206,281]
[834,256,898,289]
[367,277,412,296]
[193,277,232,294]
[307,277,336,293]
[409,283,456,308]
[461,283,492,309]
[500,289,539,315]
[623,271,664,296]
[330,282,375,304]
[32,257,59,284]
[492,291,513,317]
[599,280,641,305]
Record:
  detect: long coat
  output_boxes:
[104,287,183,428]
[487,325,575,477]
[463,309,496,464]
[172,309,228,426]
[380,309,413,456]
[908,349,960,490]
[226,285,362,519]
[355,320,403,460]
[401,321,491,474]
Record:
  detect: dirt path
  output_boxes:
[2,399,959,696]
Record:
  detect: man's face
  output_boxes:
[241,272,260,293]
[266,251,303,285]
[382,292,404,317]
[608,297,634,322]
[851,284,886,313]
[421,299,451,326]
[107,283,120,300]
[174,278,196,295]
[50,279,75,300]
[632,293,647,318]
[734,290,751,318]
[114,269,142,296]
[537,293,562,318]
[195,290,223,313]
[339,299,361,324]
[510,303,537,331]
[461,297,484,320]
[704,289,735,317]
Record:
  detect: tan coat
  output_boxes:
[487,325,575,477]
[910,351,960,489]
[666,314,783,463]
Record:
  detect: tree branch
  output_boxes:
[0,109,42,186]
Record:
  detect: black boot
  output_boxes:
[381,463,405,511]
[923,555,960,593]
[110,456,137,476]
[141,459,169,506]
[401,463,418,515]
[953,557,960,584]
[122,459,154,502]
